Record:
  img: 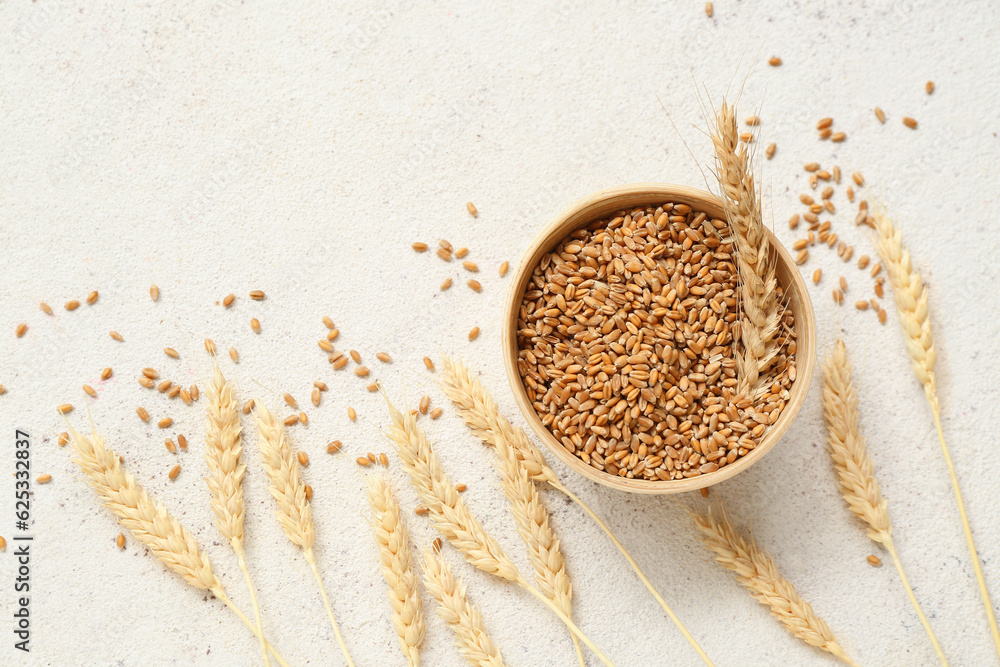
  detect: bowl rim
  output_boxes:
[501,183,816,494]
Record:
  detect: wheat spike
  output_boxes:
[421,548,506,667]
[439,356,714,666]
[712,101,781,399]
[822,338,947,665]
[692,504,860,666]
[255,404,354,667]
[820,341,891,544]
[383,394,615,666]
[366,474,425,667]
[384,396,519,581]
[490,410,583,666]
[873,208,1000,658]
[66,423,288,666]
[204,364,268,666]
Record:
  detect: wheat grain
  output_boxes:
[366,475,425,666]
[66,424,288,665]
[65,300,80,311]
[874,207,1000,657]
[903,117,918,129]
[712,102,781,400]
[440,356,713,665]
[874,107,886,123]
[692,505,859,665]
[40,302,53,315]
[768,56,782,66]
[36,474,52,484]
[255,404,354,666]
[822,338,946,665]
[249,290,265,301]
[422,548,506,667]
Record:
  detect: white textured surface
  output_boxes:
[1,1,999,665]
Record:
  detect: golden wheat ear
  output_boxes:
[66,424,289,666]
[254,403,354,666]
[691,503,860,667]
[421,547,507,667]
[711,101,781,400]
[873,207,999,658]
[366,474,425,667]
[203,363,268,666]
[822,338,947,665]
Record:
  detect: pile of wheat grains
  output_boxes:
[515,202,796,481]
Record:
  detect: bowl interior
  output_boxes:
[501,183,816,494]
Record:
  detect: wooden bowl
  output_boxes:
[501,183,816,494]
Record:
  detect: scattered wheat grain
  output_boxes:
[903,117,918,129]
[249,290,265,301]
[65,300,80,311]
[769,57,782,66]
[251,318,261,333]
[229,347,239,363]
[58,403,74,414]
[816,118,833,130]
[40,302,53,315]
[327,441,342,454]
[867,555,882,567]
[357,456,372,466]
[348,407,357,421]
[468,327,480,341]
[169,465,181,480]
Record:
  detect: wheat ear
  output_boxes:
[692,504,860,666]
[66,424,289,667]
[383,395,616,667]
[366,474,425,667]
[712,101,781,400]
[254,404,354,667]
[439,356,714,666]
[822,338,947,665]
[204,364,268,666]
[873,209,1000,657]
[491,404,583,666]
[421,547,506,667]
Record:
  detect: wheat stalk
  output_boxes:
[421,547,506,667]
[383,394,616,667]
[692,504,860,666]
[204,364,268,666]
[439,356,714,666]
[822,338,947,665]
[873,208,1000,657]
[66,422,289,666]
[366,474,425,667]
[712,101,781,400]
[255,403,354,667]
